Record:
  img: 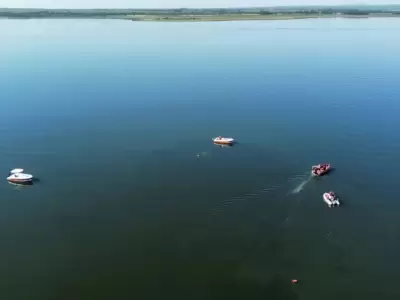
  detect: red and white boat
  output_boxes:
[323,191,340,207]
[311,163,331,176]
[212,136,235,145]
[7,169,33,184]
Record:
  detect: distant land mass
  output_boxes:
[1,5,400,22]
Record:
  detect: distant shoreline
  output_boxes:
[1,6,400,22]
[1,14,400,22]
[125,14,400,22]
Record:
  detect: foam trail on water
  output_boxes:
[292,176,312,194]
[212,172,311,215]
[244,193,259,197]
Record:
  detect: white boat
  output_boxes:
[323,192,340,208]
[7,169,33,184]
[212,136,235,145]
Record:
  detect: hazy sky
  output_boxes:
[0,0,397,9]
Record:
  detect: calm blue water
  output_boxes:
[1,18,400,300]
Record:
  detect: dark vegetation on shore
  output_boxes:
[1,5,400,21]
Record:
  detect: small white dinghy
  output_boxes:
[212,136,235,145]
[7,169,33,184]
[323,191,340,208]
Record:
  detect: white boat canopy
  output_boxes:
[10,168,24,174]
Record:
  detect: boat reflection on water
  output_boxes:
[8,180,34,186]
[213,142,235,148]
[8,180,34,188]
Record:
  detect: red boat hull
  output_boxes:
[312,164,331,176]
[214,140,233,145]
[8,179,32,183]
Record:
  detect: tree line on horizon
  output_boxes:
[0,6,400,18]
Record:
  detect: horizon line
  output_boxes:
[2,3,400,10]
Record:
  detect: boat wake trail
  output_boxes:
[291,175,312,194]
[211,197,246,215]
[211,171,311,215]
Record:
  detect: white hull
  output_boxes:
[213,137,235,144]
[323,193,340,207]
[7,173,33,184]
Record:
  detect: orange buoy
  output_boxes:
[291,279,298,284]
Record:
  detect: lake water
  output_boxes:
[1,18,400,300]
